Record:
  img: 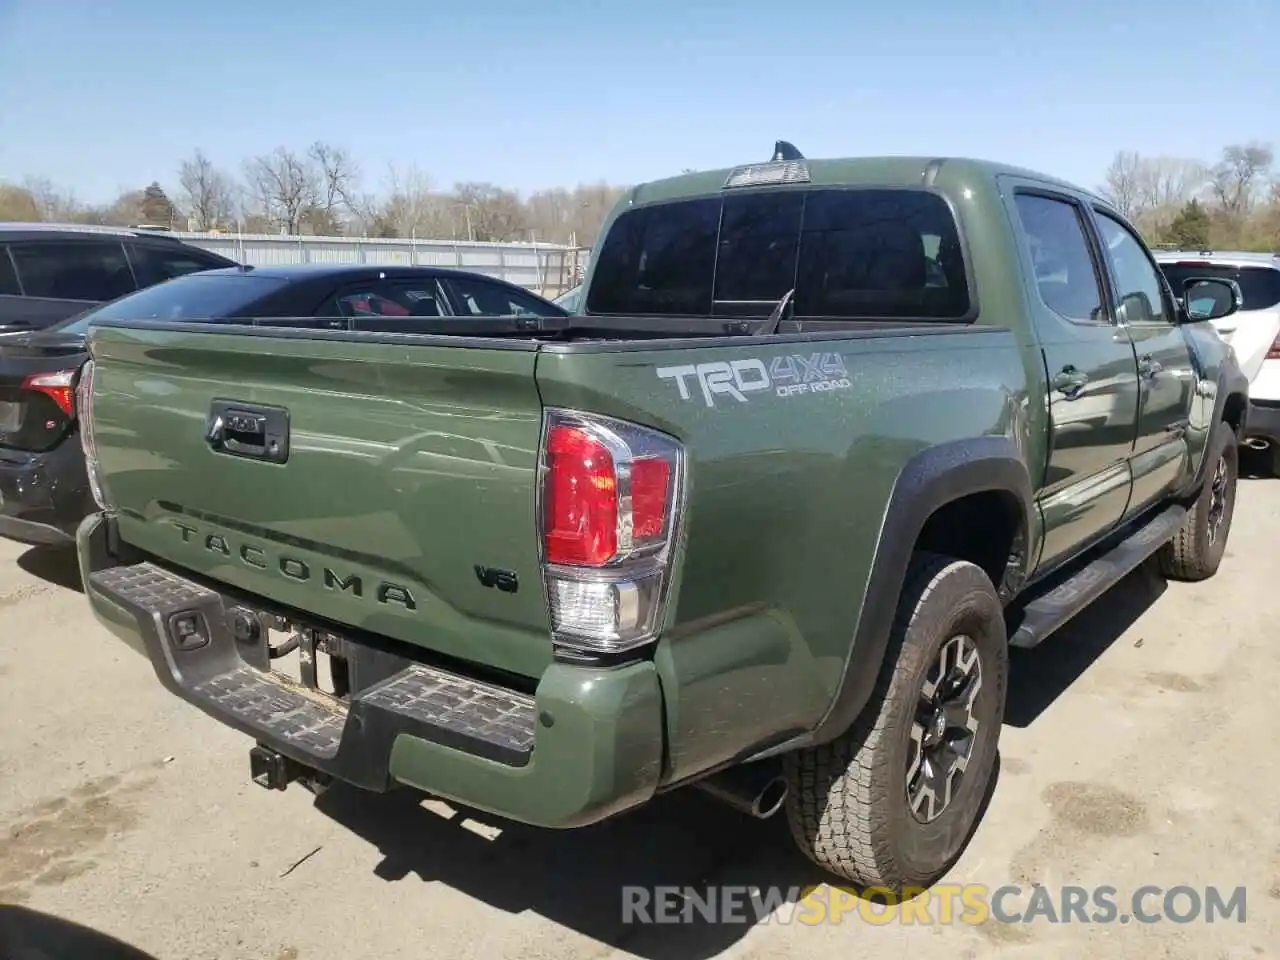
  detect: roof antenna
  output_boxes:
[772,140,804,162]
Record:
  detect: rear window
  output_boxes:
[585,188,972,321]
[1157,262,1280,312]
[51,272,288,336]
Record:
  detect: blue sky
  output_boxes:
[0,0,1275,203]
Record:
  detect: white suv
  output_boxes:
[1155,251,1280,474]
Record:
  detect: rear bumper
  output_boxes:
[0,436,92,546]
[1244,399,1280,445]
[77,513,665,828]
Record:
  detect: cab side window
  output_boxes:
[9,240,136,302]
[1093,211,1172,326]
[1011,193,1106,324]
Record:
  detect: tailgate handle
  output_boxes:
[206,400,290,464]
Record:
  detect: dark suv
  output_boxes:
[0,223,236,335]
[0,224,236,545]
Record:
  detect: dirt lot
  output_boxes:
[2,468,1279,960]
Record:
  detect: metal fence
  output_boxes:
[168,231,588,298]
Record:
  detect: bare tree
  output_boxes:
[373,164,457,238]
[453,182,527,242]
[1209,142,1274,217]
[307,141,361,225]
[1099,151,1144,219]
[178,150,237,230]
[1134,157,1206,212]
[242,147,319,234]
[22,176,83,221]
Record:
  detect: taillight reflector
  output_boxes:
[1268,333,1280,360]
[22,369,78,417]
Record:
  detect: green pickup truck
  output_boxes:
[76,144,1248,893]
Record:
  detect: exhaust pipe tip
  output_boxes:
[751,777,789,819]
[693,763,790,819]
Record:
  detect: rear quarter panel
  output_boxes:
[535,328,1032,780]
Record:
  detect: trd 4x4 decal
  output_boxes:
[656,353,852,407]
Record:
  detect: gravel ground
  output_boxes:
[2,467,1279,960]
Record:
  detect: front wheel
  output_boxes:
[783,552,1008,892]
[1158,421,1238,581]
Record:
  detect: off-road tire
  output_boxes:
[1158,421,1238,582]
[783,552,1008,892]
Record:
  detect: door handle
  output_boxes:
[1053,366,1089,399]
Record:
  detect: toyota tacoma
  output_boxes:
[75,144,1248,892]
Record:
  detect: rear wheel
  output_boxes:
[783,553,1007,891]
[1158,420,1238,581]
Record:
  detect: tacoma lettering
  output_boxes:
[167,519,415,610]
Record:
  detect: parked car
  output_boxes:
[76,146,1246,895]
[1154,251,1280,473]
[0,263,568,547]
[0,223,237,335]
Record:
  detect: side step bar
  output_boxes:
[1009,503,1186,649]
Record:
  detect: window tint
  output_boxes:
[445,276,563,317]
[331,282,444,319]
[1156,263,1280,312]
[10,240,136,302]
[126,242,229,288]
[714,192,803,304]
[51,273,289,335]
[1093,212,1171,325]
[1011,194,1105,324]
[0,248,19,296]
[585,189,970,320]
[586,197,725,316]
[794,190,969,320]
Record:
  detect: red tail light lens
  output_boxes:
[539,409,684,654]
[544,425,619,566]
[631,458,672,540]
[1268,333,1280,360]
[22,369,78,417]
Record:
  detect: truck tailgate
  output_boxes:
[86,326,552,680]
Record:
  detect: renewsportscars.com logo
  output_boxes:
[656,353,852,407]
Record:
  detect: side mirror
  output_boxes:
[1181,277,1242,322]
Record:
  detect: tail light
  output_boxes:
[1268,333,1280,360]
[22,369,78,417]
[75,360,110,510]
[538,409,685,655]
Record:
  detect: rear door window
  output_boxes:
[9,240,137,302]
[326,280,447,321]
[585,188,971,321]
[126,242,231,288]
[1011,193,1107,324]
[443,276,564,317]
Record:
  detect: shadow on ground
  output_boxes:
[1005,557,1168,728]
[316,752,1003,959]
[1238,445,1275,481]
[17,545,83,594]
[0,905,158,960]
[310,553,1180,956]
